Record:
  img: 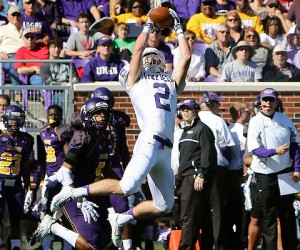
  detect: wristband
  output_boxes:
[177,32,184,39]
[142,25,151,34]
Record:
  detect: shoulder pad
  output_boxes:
[70,129,91,147]
[57,124,74,141]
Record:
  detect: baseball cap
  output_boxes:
[8,6,21,15]
[273,44,286,53]
[22,27,36,37]
[200,92,224,103]
[178,98,199,110]
[23,0,36,3]
[97,36,112,46]
[260,88,278,100]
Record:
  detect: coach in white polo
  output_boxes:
[247,88,300,250]
[198,91,235,250]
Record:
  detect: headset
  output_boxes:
[202,91,212,108]
[176,100,183,119]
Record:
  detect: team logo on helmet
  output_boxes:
[2,105,26,132]
[142,48,166,73]
[80,97,111,130]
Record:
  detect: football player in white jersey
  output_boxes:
[50,9,191,248]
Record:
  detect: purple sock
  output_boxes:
[123,208,135,218]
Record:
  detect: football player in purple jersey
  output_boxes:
[0,105,34,248]
[50,8,191,249]
[34,104,74,249]
[30,97,119,249]
[91,87,134,249]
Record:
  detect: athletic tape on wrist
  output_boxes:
[142,26,151,34]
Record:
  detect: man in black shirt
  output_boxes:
[177,98,217,250]
[262,44,300,82]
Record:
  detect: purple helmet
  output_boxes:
[80,97,111,130]
[2,105,25,132]
[91,87,115,107]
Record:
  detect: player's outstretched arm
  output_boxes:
[169,9,191,91]
[127,14,155,87]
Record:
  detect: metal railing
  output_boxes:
[0,59,75,132]
[0,59,75,86]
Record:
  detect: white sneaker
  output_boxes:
[108,213,124,248]
[29,215,56,245]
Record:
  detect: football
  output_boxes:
[149,7,174,29]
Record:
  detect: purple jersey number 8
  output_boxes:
[153,83,171,112]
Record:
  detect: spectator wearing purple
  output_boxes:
[172,0,200,27]
[147,29,173,71]
[21,0,52,43]
[81,36,125,82]
[35,0,61,30]
[215,0,236,16]
[57,0,101,27]
[95,0,110,17]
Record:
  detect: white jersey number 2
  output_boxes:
[153,83,171,112]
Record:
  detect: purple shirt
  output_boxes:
[21,12,52,40]
[0,132,32,179]
[67,129,113,186]
[172,0,200,21]
[40,124,74,176]
[215,1,236,15]
[287,44,300,70]
[57,0,96,22]
[36,0,61,26]
[81,55,125,82]
[155,41,173,64]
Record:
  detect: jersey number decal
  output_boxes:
[45,146,56,162]
[0,152,22,175]
[153,83,171,111]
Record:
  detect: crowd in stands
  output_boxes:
[0,0,300,248]
[0,0,299,88]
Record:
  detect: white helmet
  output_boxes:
[142,47,166,73]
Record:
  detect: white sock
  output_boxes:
[51,223,79,247]
[122,239,132,250]
[42,235,54,249]
[116,214,134,225]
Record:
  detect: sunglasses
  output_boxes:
[186,36,196,41]
[268,3,279,8]
[218,30,230,34]
[11,12,21,17]
[202,2,214,6]
[246,34,256,39]
[227,18,238,22]
[151,29,162,33]
[238,47,249,51]
[25,1,36,4]
[132,5,142,9]
[262,97,276,102]
[25,34,36,39]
